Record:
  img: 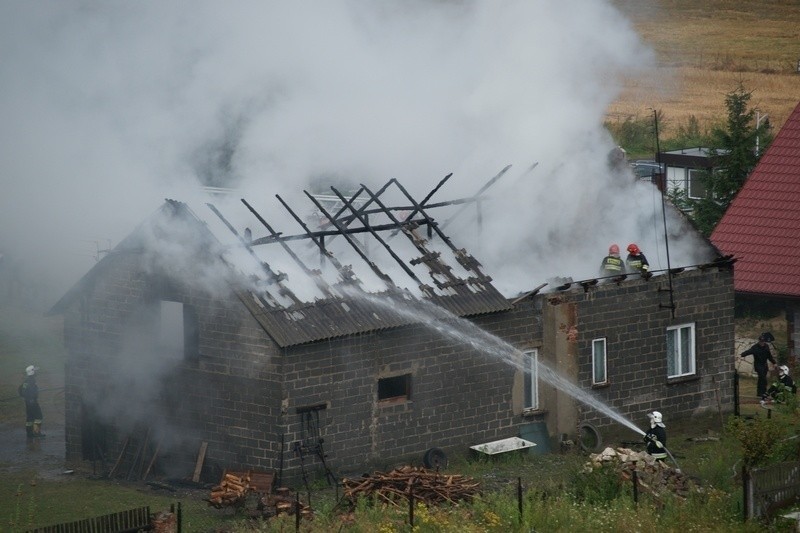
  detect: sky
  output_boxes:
[0,0,715,305]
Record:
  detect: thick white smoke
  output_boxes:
[0,0,707,305]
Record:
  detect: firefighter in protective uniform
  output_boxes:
[19,365,44,438]
[643,411,667,461]
[599,244,625,277]
[761,365,797,406]
[625,243,650,276]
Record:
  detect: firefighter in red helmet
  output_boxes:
[625,243,650,277]
[600,244,625,277]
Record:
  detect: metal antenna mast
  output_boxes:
[654,110,676,318]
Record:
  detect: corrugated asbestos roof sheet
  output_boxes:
[242,287,511,348]
[710,100,800,298]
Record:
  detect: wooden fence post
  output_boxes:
[742,464,750,521]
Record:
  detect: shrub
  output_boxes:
[726,416,787,467]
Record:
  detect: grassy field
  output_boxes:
[609,0,800,138]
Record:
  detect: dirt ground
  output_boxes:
[0,386,69,481]
[0,420,69,481]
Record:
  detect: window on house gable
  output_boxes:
[592,338,607,385]
[666,323,696,378]
[687,169,708,199]
[159,300,199,361]
[378,374,411,402]
[523,349,539,411]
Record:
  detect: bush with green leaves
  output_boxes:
[726,415,788,467]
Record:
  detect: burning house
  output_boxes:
[49,171,735,484]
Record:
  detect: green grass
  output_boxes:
[1,470,236,532]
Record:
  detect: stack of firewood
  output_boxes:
[207,472,251,508]
[260,487,314,519]
[342,466,480,507]
[585,447,697,498]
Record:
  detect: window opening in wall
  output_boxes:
[523,349,539,411]
[158,300,199,361]
[378,374,411,402]
[159,301,184,359]
[592,338,607,385]
[667,323,696,378]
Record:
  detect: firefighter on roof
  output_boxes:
[625,243,650,276]
[599,244,625,277]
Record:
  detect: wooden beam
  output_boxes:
[192,441,208,483]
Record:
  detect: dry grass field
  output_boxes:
[610,0,800,137]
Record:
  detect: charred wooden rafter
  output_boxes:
[330,185,435,297]
[304,190,397,290]
[241,198,337,299]
[206,202,301,306]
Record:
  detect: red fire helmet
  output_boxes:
[609,244,620,255]
[627,243,640,255]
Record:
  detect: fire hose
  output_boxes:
[645,433,681,472]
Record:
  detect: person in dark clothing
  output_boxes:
[740,333,777,398]
[625,243,650,277]
[643,410,667,461]
[600,244,625,277]
[19,365,43,438]
[761,365,797,406]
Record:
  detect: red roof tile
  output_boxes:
[711,100,800,298]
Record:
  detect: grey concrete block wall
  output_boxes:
[62,251,285,477]
[60,245,734,483]
[544,268,735,437]
[278,304,535,478]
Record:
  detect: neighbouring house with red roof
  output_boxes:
[711,100,800,361]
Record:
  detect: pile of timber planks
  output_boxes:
[342,466,480,507]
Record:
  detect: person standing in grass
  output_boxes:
[740,333,776,398]
[19,365,44,438]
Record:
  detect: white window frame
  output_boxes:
[687,169,708,199]
[592,338,608,385]
[666,323,696,378]
[523,349,539,411]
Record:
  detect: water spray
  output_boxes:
[343,286,646,438]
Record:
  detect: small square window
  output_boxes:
[378,374,411,402]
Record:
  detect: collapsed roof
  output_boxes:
[51,171,515,347]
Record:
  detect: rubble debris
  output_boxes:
[584,447,699,498]
[150,510,177,533]
[342,465,480,507]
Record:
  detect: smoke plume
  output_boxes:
[0,0,708,306]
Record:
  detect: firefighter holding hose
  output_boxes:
[643,411,667,461]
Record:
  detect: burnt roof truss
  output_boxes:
[208,170,514,346]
